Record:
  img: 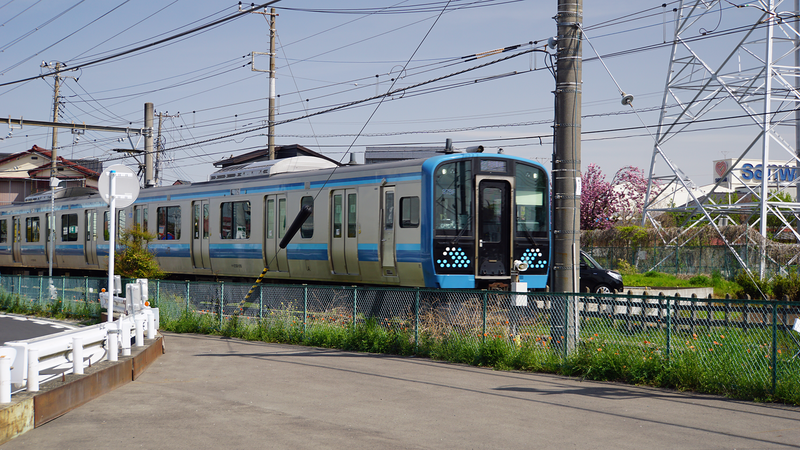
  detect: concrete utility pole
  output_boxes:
[241,3,278,159]
[43,61,64,291]
[49,62,62,174]
[551,0,582,352]
[144,103,154,187]
[268,7,277,160]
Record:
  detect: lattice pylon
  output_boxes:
[641,0,800,278]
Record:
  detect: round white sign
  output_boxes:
[98,164,140,208]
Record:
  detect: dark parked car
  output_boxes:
[580,251,624,294]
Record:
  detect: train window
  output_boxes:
[300,196,314,238]
[400,197,419,228]
[62,214,78,242]
[515,163,548,234]
[157,206,182,240]
[103,212,109,241]
[278,199,286,238]
[86,211,96,242]
[118,211,126,239]
[0,219,6,243]
[347,193,357,238]
[26,217,40,242]
[194,204,202,239]
[266,199,275,239]
[203,204,209,239]
[134,206,148,232]
[333,194,343,238]
[384,192,394,231]
[220,201,250,239]
[434,160,472,234]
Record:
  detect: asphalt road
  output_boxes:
[0,314,76,345]
[3,332,800,449]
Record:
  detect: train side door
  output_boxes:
[379,187,396,276]
[85,209,98,266]
[12,216,21,263]
[330,189,358,275]
[476,180,511,277]
[264,195,288,272]
[191,200,211,270]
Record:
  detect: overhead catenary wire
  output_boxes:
[0,1,282,87]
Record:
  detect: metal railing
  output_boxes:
[0,306,159,403]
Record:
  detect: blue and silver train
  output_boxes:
[0,152,550,289]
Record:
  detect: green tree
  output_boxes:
[115,225,165,279]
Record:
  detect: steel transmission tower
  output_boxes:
[642,0,800,278]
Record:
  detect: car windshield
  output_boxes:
[581,252,604,270]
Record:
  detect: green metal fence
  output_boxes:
[2,275,799,394]
[584,245,795,277]
[0,274,107,316]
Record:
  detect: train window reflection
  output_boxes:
[157,206,181,240]
[26,217,40,242]
[515,163,548,234]
[301,196,314,238]
[0,219,6,243]
[434,160,472,235]
[347,193,357,238]
[221,201,251,239]
[62,214,78,242]
[400,196,419,228]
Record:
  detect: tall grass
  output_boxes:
[0,289,101,322]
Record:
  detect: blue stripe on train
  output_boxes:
[286,243,327,260]
[56,244,84,256]
[20,245,45,255]
[397,243,422,263]
[357,244,378,262]
[209,243,262,259]
[146,243,191,258]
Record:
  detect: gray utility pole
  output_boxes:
[42,61,65,291]
[269,7,276,160]
[551,0,582,352]
[241,3,278,159]
[144,103,154,187]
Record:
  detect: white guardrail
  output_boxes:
[0,279,159,404]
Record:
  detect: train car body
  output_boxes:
[0,153,550,290]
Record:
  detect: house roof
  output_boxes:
[0,145,102,179]
[213,144,341,168]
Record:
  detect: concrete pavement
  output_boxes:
[3,332,799,449]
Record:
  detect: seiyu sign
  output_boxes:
[713,159,799,189]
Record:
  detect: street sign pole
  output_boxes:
[107,171,117,322]
[98,165,139,322]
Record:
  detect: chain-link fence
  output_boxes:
[585,245,794,277]
[0,274,106,317]
[2,275,799,395]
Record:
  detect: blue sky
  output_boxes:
[0,0,785,186]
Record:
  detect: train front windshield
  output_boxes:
[432,157,549,288]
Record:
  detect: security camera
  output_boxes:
[465,145,484,153]
[547,36,558,49]
[513,260,529,272]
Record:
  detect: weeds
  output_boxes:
[4,278,799,407]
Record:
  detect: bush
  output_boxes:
[734,270,772,299]
[115,226,165,279]
[689,275,711,286]
[772,268,800,301]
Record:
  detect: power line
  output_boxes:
[0,1,282,87]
